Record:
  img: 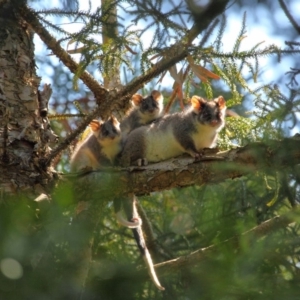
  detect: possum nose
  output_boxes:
[210,120,219,126]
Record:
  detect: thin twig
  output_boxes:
[155,209,298,274]
[278,0,300,35]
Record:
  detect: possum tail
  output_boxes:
[124,194,165,291]
[114,198,142,228]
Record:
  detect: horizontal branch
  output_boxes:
[69,137,300,201]
[155,207,298,275]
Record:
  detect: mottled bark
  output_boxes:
[101,0,122,90]
[0,3,54,197]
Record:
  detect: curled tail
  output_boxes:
[115,210,142,228]
[114,198,142,228]
[124,195,165,291]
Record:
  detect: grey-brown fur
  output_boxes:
[115,91,163,229]
[121,96,226,166]
[120,126,146,166]
[119,96,226,291]
[120,90,163,137]
[70,116,121,172]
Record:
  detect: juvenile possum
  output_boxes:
[116,90,164,228]
[70,118,143,227]
[120,90,163,137]
[70,116,121,172]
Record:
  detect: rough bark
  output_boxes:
[101,0,122,90]
[0,2,54,197]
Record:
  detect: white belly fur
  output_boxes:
[191,122,223,150]
[143,120,223,163]
[144,126,184,162]
[191,124,215,150]
[100,137,121,163]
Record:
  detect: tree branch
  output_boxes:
[118,0,230,99]
[64,136,300,286]
[19,5,108,99]
[279,0,300,35]
[69,137,300,201]
[155,208,298,275]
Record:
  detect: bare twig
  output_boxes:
[279,0,300,35]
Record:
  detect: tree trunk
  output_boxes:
[0,2,54,198]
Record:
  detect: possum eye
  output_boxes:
[141,101,149,110]
[215,110,222,120]
[102,128,109,136]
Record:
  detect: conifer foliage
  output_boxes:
[0,0,300,299]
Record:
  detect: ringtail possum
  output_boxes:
[120,90,163,137]
[121,95,226,166]
[70,116,122,172]
[70,118,142,227]
[116,90,164,228]
[119,96,226,290]
[116,91,166,289]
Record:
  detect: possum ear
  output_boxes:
[109,115,120,127]
[151,90,163,102]
[89,120,102,132]
[191,96,206,113]
[216,96,226,109]
[131,94,144,106]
